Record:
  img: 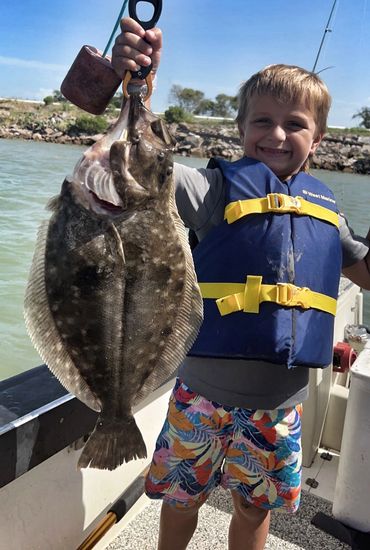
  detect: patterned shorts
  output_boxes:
[145,379,302,512]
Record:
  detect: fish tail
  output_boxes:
[78,415,147,470]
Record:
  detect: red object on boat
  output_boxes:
[333,342,357,373]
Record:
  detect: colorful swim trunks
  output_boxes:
[145,379,302,511]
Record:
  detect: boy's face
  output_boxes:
[239,94,323,180]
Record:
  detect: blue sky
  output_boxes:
[1,0,369,127]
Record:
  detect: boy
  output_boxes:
[112,17,370,550]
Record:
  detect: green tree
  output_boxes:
[194,99,216,116]
[164,106,191,123]
[212,94,237,117]
[68,115,109,135]
[51,89,68,103]
[352,107,370,129]
[43,95,54,106]
[229,95,238,112]
[169,85,237,118]
[169,85,204,113]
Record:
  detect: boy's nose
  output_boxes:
[269,125,286,141]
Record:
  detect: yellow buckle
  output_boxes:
[216,292,243,316]
[276,283,311,309]
[267,193,302,213]
[276,282,293,305]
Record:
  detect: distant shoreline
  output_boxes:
[1,99,370,174]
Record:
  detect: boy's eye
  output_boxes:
[287,121,305,129]
[253,118,271,125]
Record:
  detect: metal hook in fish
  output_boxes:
[122,0,162,101]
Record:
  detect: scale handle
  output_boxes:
[128,0,162,79]
[129,0,162,30]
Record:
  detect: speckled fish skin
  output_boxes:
[24,94,203,470]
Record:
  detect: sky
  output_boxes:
[0,0,369,128]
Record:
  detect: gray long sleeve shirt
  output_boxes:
[174,163,369,409]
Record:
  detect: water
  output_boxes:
[1,138,369,381]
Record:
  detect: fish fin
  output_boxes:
[78,415,147,470]
[135,190,203,403]
[46,195,60,211]
[24,218,101,412]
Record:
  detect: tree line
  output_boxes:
[103,84,238,122]
[43,88,370,129]
[167,85,237,118]
[353,107,370,129]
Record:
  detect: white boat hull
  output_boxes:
[0,278,365,549]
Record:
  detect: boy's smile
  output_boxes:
[239,94,323,180]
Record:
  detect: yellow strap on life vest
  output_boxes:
[199,275,337,317]
[224,193,339,228]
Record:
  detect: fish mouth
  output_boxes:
[71,97,133,217]
[71,93,174,217]
[74,158,125,216]
[88,189,124,214]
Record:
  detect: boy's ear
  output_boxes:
[310,133,324,154]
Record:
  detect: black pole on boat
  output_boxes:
[312,0,338,73]
[76,466,148,550]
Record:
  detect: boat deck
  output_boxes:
[106,448,349,549]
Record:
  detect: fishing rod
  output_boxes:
[77,467,149,550]
[312,0,338,73]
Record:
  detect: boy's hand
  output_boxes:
[112,16,162,83]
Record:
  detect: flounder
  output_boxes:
[24,93,203,470]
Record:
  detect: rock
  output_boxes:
[358,136,370,145]
[50,131,64,139]
[91,133,104,142]
[182,133,203,148]
[177,123,191,133]
[176,144,192,153]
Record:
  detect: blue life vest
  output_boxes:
[189,157,342,368]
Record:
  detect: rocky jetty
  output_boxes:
[0,111,100,146]
[170,122,370,174]
[1,100,369,174]
[311,134,370,173]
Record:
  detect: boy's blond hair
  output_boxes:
[236,64,331,137]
